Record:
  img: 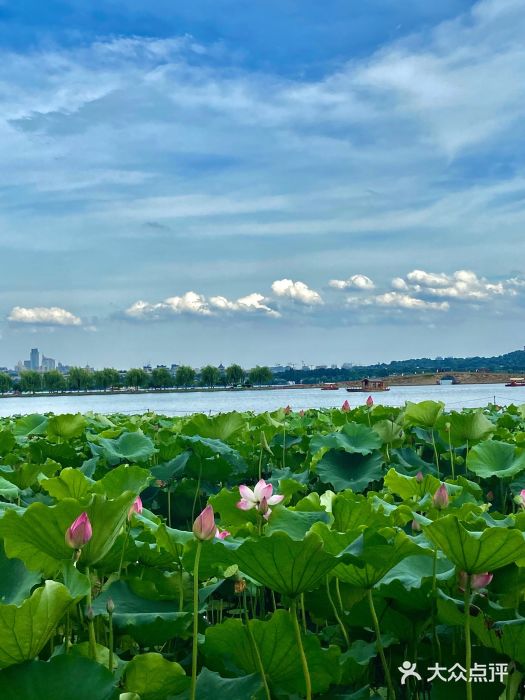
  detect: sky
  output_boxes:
[1,0,524,369]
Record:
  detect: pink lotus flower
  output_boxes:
[128,496,143,520]
[341,400,351,412]
[433,483,449,509]
[366,395,374,407]
[65,512,92,549]
[215,528,231,540]
[192,504,217,541]
[519,489,525,508]
[458,571,493,592]
[416,471,424,482]
[283,405,292,415]
[236,479,284,520]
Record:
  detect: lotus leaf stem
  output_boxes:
[190,540,202,700]
[326,576,350,649]
[463,581,472,700]
[290,598,312,700]
[367,588,396,700]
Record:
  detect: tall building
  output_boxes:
[30,348,40,371]
[41,356,56,371]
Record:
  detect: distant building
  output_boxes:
[342,362,353,369]
[23,360,31,370]
[41,356,56,371]
[30,348,39,371]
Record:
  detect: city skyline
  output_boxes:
[1,0,525,365]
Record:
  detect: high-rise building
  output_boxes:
[41,356,56,371]
[30,348,40,370]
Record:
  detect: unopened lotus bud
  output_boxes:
[106,598,115,614]
[283,405,292,415]
[192,504,216,541]
[458,571,493,592]
[341,400,351,412]
[444,422,451,432]
[65,512,92,549]
[128,495,143,520]
[433,483,449,509]
[415,471,424,482]
[411,519,422,532]
[366,395,374,408]
[299,409,305,417]
[519,489,525,509]
[234,578,247,594]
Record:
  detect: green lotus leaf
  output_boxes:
[13,414,49,437]
[91,431,157,465]
[424,514,525,573]
[311,422,382,457]
[123,652,189,700]
[466,440,525,479]
[0,476,19,500]
[150,451,191,483]
[316,449,383,492]
[180,435,247,480]
[0,580,85,668]
[265,506,331,540]
[232,530,355,596]
[0,430,16,456]
[209,487,258,529]
[92,580,193,645]
[372,419,404,447]
[384,468,441,500]
[195,668,265,700]
[47,413,87,440]
[182,411,246,441]
[333,529,428,588]
[204,610,340,695]
[332,492,391,532]
[0,492,136,575]
[438,410,494,446]
[0,542,41,604]
[403,401,444,428]
[41,467,93,500]
[91,464,152,498]
[0,656,118,700]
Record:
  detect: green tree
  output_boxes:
[226,363,245,386]
[175,365,196,388]
[68,367,93,392]
[92,368,120,391]
[248,365,273,386]
[150,367,173,389]
[43,370,66,393]
[0,372,12,394]
[200,365,221,388]
[20,370,42,394]
[126,368,149,390]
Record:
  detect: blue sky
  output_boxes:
[1,0,524,369]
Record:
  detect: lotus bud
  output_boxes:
[106,598,115,614]
[341,399,351,412]
[519,489,525,508]
[411,519,422,532]
[433,483,449,509]
[458,571,493,592]
[192,504,216,541]
[415,471,424,482]
[299,409,305,417]
[284,405,292,415]
[65,512,93,549]
[128,495,143,520]
[366,395,374,407]
[234,578,247,594]
[444,422,451,432]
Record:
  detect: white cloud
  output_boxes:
[329,274,375,290]
[8,306,82,326]
[347,292,449,311]
[397,269,508,300]
[124,290,279,320]
[271,279,323,305]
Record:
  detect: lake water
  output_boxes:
[0,383,523,417]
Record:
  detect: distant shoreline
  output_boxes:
[0,371,511,400]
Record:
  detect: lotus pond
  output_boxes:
[0,401,524,700]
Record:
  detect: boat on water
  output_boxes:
[346,378,390,393]
[505,377,525,387]
[320,383,339,390]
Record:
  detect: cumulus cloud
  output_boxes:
[8,306,82,326]
[271,279,323,305]
[124,290,279,320]
[347,292,449,311]
[330,274,375,290]
[395,269,508,300]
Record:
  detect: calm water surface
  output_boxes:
[0,383,523,417]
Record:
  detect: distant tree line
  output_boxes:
[0,363,274,395]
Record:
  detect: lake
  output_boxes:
[0,382,523,416]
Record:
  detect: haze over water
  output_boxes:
[0,383,523,417]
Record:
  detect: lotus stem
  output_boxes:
[300,593,307,634]
[290,598,312,700]
[243,590,272,700]
[108,610,114,672]
[326,577,350,649]
[168,485,172,528]
[85,566,97,661]
[64,611,70,654]
[464,581,472,700]
[431,430,440,478]
[190,540,202,700]
[367,588,396,700]
[117,524,130,580]
[447,431,455,480]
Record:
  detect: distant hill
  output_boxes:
[274,350,525,384]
